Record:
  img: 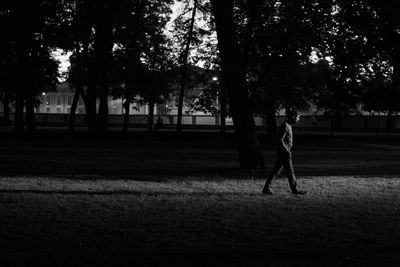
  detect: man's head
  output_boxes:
[286,110,300,125]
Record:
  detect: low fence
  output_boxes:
[1,113,400,131]
[286,115,400,131]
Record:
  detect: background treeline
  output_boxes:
[1,0,399,168]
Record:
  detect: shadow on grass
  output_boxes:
[2,164,400,180]
[2,130,400,179]
[3,247,400,267]
[0,189,263,196]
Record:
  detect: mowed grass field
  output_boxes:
[1,130,400,266]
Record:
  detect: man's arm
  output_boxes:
[278,124,290,152]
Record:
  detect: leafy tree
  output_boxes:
[210,0,265,169]
[110,0,148,131]
[183,66,219,116]
[112,0,174,132]
[64,0,121,132]
[65,0,91,132]
[360,54,400,131]
[87,0,120,132]
[175,0,198,132]
[363,80,400,130]
[0,1,63,132]
[0,2,15,125]
[338,0,400,131]
[244,0,333,135]
[137,71,170,131]
[173,0,212,132]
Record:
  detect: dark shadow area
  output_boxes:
[0,189,262,197]
[1,131,400,178]
[3,249,400,267]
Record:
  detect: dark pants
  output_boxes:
[263,153,298,193]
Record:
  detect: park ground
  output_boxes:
[1,129,400,266]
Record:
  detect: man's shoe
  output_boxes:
[293,190,309,195]
[262,188,274,195]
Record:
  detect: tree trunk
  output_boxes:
[70,1,89,132]
[123,97,130,132]
[14,16,30,133]
[25,97,36,132]
[15,91,24,132]
[97,92,109,131]
[69,90,79,132]
[241,0,263,73]
[390,54,400,134]
[386,109,393,133]
[86,1,113,133]
[334,105,343,130]
[84,12,98,133]
[177,0,198,132]
[85,81,98,131]
[211,0,264,169]
[69,86,87,132]
[330,83,343,135]
[96,3,113,132]
[220,81,226,134]
[266,101,277,137]
[147,100,155,132]
[13,2,37,133]
[3,93,10,126]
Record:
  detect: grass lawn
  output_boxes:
[1,131,400,266]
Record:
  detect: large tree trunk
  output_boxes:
[211,0,264,169]
[14,6,31,133]
[177,0,198,132]
[86,1,114,133]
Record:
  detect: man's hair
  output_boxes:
[286,110,299,118]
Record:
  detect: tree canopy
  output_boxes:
[1,0,399,167]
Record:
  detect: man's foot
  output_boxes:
[292,190,309,195]
[262,187,274,194]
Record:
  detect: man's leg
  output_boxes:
[282,156,299,193]
[262,159,283,194]
[282,157,308,194]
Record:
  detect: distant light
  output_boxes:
[42,92,46,96]
[212,77,218,81]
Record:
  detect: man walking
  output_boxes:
[262,110,308,195]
